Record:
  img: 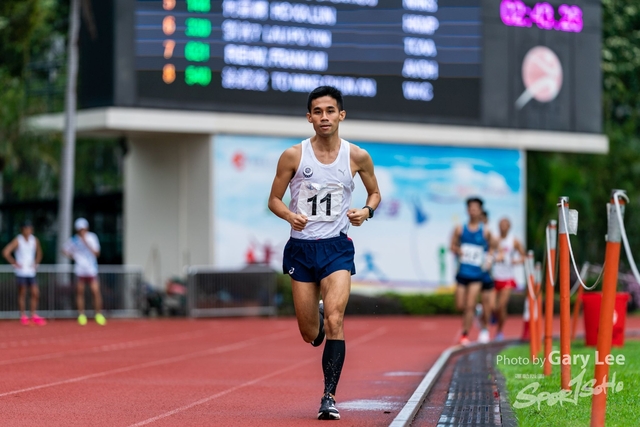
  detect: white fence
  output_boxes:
[0,265,143,319]
[0,264,279,319]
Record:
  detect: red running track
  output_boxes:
[1,315,638,426]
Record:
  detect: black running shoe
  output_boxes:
[311,300,325,347]
[317,393,340,420]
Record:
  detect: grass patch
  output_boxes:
[497,340,640,427]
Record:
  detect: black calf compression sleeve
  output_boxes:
[322,339,346,396]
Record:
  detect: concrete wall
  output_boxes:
[124,134,213,287]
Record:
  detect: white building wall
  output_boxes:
[124,135,213,287]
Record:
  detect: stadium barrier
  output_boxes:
[186,265,277,318]
[0,265,143,319]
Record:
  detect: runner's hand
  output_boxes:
[289,214,308,231]
[347,208,368,226]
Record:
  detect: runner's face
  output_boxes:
[499,219,511,235]
[21,226,33,237]
[467,202,482,221]
[307,96,345,137]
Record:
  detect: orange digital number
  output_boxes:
[163,40,176,59]
[163,16,176,36]
[163,64,176,84]
[163,0,176,10]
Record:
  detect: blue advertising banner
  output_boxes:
[214,134,524,292]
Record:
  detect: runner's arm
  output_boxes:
[268,146,308,232]
[2,238,19,267]
[35,238,43,265]
[348,145,381,226]
[450,225,462,256]
[80,232,100,257]
[512,238,526,264]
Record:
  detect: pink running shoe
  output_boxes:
[20,315,30,326]
[32,314,47,326]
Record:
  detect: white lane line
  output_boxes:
[0,329,214,366]
[127,327,389,427]
[0,330,292,398]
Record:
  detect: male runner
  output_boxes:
[450,197,495,345]
[2,221,46,325]
[492,217,525,341]
[268,86,381,420]
[477,210,496,343]
[62,218,106,326]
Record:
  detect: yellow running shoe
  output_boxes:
[78,314,88,326]
[95,313,107,326]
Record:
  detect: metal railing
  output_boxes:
[186,265,277,317]
[0,265,143,319]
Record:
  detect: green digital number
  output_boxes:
[186,0,210,13]
[184,41,210,62]
[185,17,212,38]
[185,66,212,86]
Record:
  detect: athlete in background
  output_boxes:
[2,221,45,326]
[450,197,496,345]
[492,217,525,341]
[268,86,381,420]
[62,218,106,326]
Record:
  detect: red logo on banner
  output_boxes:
[232,152,245,170]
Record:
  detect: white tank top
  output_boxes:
[288,138,355,239]
[14,234,37,278]
[492,233,516,281]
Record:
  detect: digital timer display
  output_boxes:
[500,0,583,32]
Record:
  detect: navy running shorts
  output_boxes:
[16,276,37,287]
[481,273,495,291]
[455,274,483,287]
[283,233,356,284]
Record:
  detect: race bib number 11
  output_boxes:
[297,182,343,222]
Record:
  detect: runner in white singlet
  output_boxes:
[492,217,525,341]
[2,221,45,325]
[268,86,381,421]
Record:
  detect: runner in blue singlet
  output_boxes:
[450,197,496,345]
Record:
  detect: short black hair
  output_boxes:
[482,210,489,218]
[21,220,33,228]
[307,86,344,112]
[466,197,484,207]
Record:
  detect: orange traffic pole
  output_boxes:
[527,250,538,360]
[591,190,626,427]
[544,220,557,376]
[571,271,585,341]
[558,196,571,390]
[535,261,544,358]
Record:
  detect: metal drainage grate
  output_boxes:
[436,347,517,427]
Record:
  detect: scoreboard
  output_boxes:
[79,0,602,132]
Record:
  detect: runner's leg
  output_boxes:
[497,287,512,334]
[291,279,322,343]
[90,278,103,314]
[76,280,86,314]
[18,285,26,317]
[30,285,40,315]
[320,270,350,397]
[464,283,482,334]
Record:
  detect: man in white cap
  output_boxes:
[62,218,106,326]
